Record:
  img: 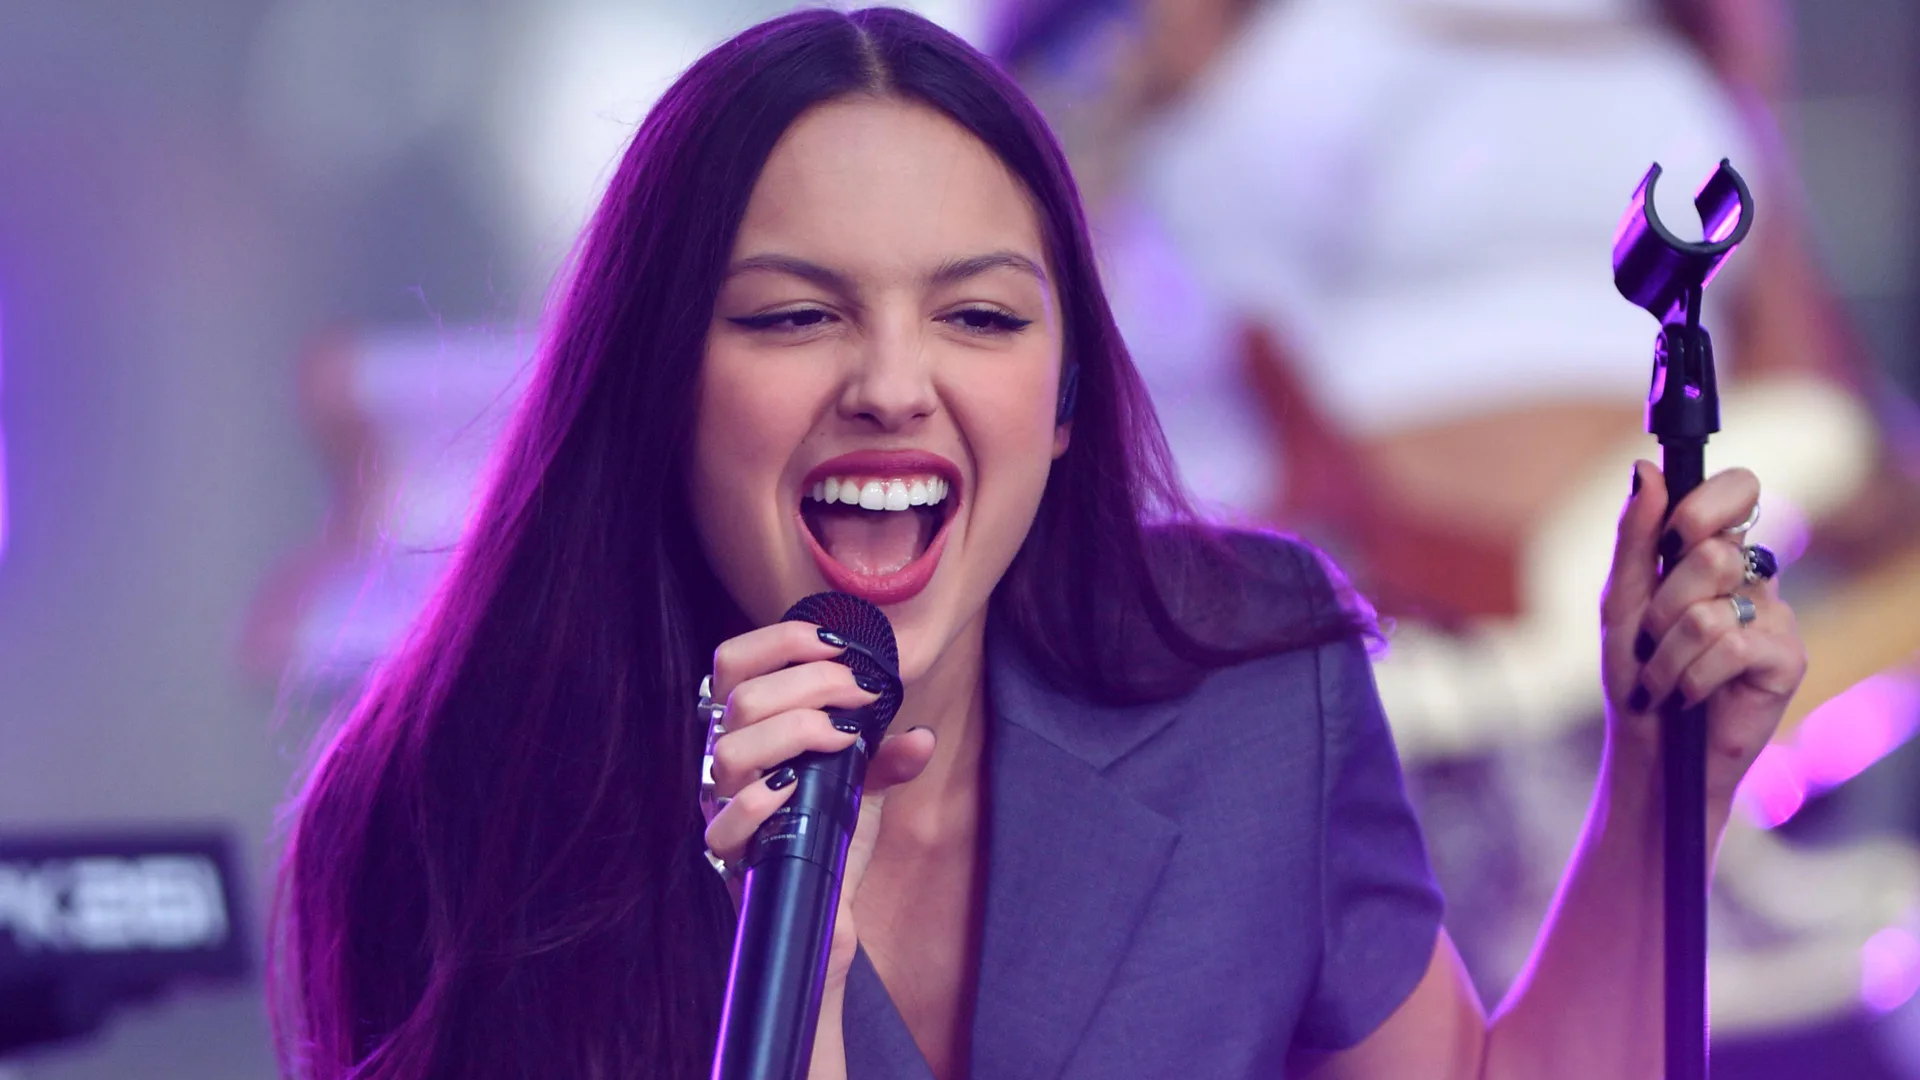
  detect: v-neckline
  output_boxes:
[840,628,1185,1080]
[849,743,991,1079]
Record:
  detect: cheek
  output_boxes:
[688,351,820,614]
[695,372,773,483]
[693,346,833,489]
[957,361,1064,550]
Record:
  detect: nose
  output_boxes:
[837,313,937,431]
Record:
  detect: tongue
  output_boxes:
[811,506,930,576]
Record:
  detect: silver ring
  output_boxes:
[1728,593,1758,628]
[1742,543,1779,586]
[700,751,723,815]
[1725,502,1762,537]
[698,675,728,816]
[704,847,745,882]
[697,674,727,735]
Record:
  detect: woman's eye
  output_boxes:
[727,308,836,332]
[944,307,1033,335]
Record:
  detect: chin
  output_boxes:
[880,583,988,690]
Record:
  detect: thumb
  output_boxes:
[827,726,936,980]
[1603,459,1667,626]
[837,726,935,889]
[867,726,937,790]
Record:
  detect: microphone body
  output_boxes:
[711,592,901,1080]
[713,742,866,1078]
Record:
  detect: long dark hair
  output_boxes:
[269,8,1366,1078]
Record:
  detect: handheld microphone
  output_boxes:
[711,592,903,1080]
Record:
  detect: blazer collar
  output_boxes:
[842,625,1186,1080]
[982,625,1187,771]
[969,627,1184,1080]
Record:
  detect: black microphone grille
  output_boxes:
[781,591,902,729]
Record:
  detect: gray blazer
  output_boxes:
[842,543,1444,1079]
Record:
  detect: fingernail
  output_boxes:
[832,717,862,735]
[1627,684,1651,713]
[855,673,885,694]
[1631,464,1642,498]
[818,628,848,649]
[1633,629,1656,664]
[766,766,797,791]
[910,725,935,741]
[1659,529,1683,563]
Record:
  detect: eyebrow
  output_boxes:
[725,251,1048,294]
[930,252,1048,288]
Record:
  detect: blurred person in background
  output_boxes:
[268,7,1813,1079]
[998,0,1920,1032]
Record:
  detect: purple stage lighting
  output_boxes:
[1736,670,1920,830]
[0,300,9,565]
[1862,928,1920,1014]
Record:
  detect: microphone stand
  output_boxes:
[1611,159,1754,1080]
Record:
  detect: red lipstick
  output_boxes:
[796,450,963,607]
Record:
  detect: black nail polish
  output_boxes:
[1627,684,1651,713]
[818,628,848,649]
[832,717,862,735]
[855,673,885,694]
[766,766,797,791]
[1631,465,1642,497]
[1633,629,1657,664]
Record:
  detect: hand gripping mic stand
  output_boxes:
[1612,159,1754,1080]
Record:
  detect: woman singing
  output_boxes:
[271,7,1807,1079]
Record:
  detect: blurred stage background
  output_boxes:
[0,1,1915,1077]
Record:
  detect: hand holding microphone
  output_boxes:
[701,593,937,1078]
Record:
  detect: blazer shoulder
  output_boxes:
[1146,525,1375,654]
[1221,529,1363,624]
[1155,531,1381,759]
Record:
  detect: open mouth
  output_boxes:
[796,463,960,605]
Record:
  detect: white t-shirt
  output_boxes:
[1114,0,1756,506]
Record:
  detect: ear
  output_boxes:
[1052,363,1079,432]
[1052,419,1072,458]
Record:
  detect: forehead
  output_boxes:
[734,97,1047,272]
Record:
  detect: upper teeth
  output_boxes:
[808,475,951,511]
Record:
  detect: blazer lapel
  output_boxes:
[968,630,1184,1080]
[844,942,937,1080]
